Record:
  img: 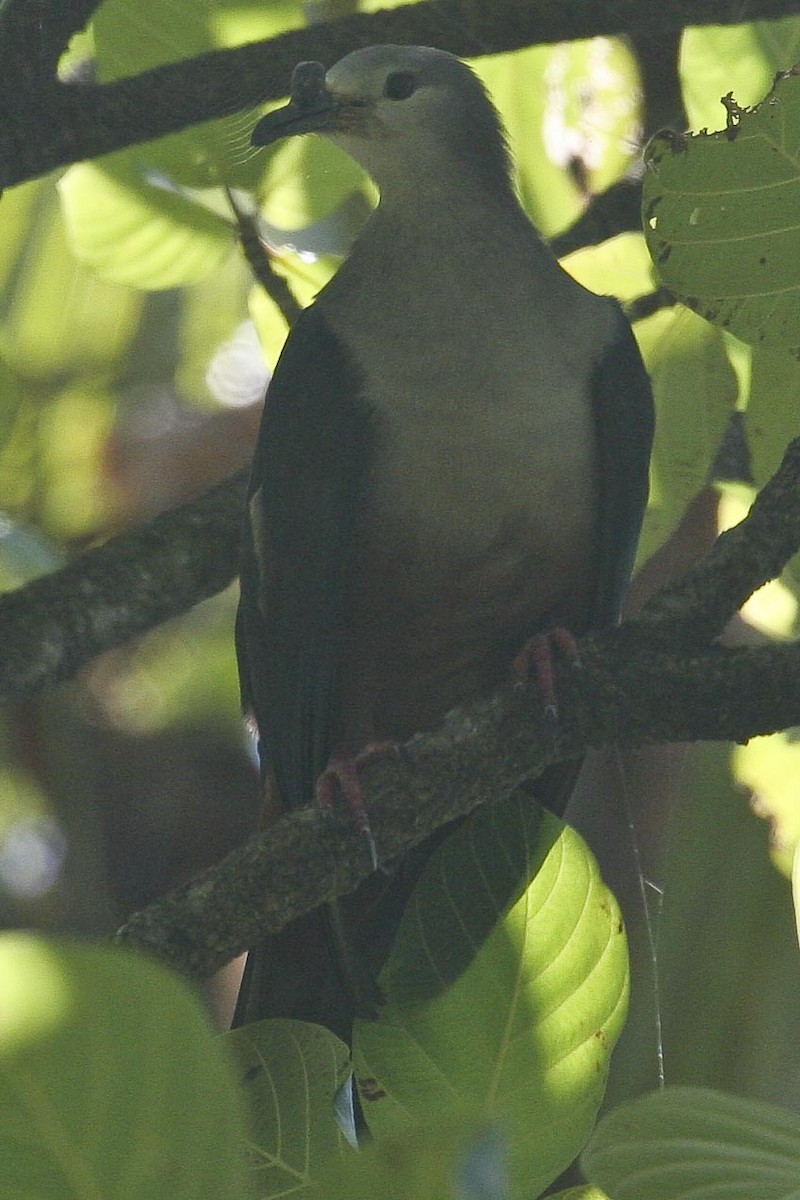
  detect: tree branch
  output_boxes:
[2,0,798,188]
[114,438,800,980]
[0,472,247,699]
[630,438,800,643]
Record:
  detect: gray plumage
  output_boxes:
[235,45,654,1037]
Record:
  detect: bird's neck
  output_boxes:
[376,165,519,230]
[336,176,562,293]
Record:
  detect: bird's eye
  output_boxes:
[383,71,417,101]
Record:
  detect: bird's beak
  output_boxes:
[252,61,339,147]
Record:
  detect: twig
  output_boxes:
[226,188,302,327]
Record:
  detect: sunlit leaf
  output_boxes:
[0,193,141,379]
[320,1118,509,1200]
[59,159,235,290]
[563,236,736,566]
[261,135,367,233]
[354,802,629,1200]
[0,934,250,1199]
[378,794,550,1008]
[745,346,800,490]
[38,384,117,537]
[477,39,641,237]
[680,17,800,133]
[92,0,302,190]
[734,734,800,878]
[549,1189,610,1200]
[643,68,800,359]
[563,231,654,300]
[583,1085,800,1200]
[634,304,737,565]
[249,253,336,367]
[225,1018,353,1197]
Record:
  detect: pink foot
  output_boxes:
[315,742,397,871]
[512,627,581,718]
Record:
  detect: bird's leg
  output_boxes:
[315,743,398,872]
[512,627,582,718]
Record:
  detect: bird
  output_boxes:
[233,45,654,1040]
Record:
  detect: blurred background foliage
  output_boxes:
[1,0,800,1109]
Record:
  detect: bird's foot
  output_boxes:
[512,627,581,719]
[315,742,398,872]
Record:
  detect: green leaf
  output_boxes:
[643,68,800,359]
[59,158,235,290]
[0,192,141,379]
[563,231,655,301]
[793,839,800,952]
[0,933,250,1199]
[734,732,800,879]
[353,805,629,1199]
[745,347,800,490]
[92,0,302,190]
[549,1189,610,1200]
[0,181,45,295]
[0,357,24,458]
[261,135,367,232]
[378,794,549,1008]
[679,17,800,133]
[249,254,336,367]
[634,304,737,565]
[319,1118,509,1200]
[562,236,738,567]
[477,39,642,237]
[583,1085,800,1200]
[225,1018,354,1197]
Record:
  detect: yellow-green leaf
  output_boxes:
[584,1086,800,1200]
[225,1018,354,1197]
[59,159,235,290]
[643,68,800,359]
[92,0,302,190]
[680,17,800,133]
[0,934,250,1199]
[353,804,629,1200]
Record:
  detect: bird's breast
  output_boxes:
[320,287,603,744]
[331,287,600,576]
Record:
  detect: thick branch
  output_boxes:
[550,180,645,257]
[114,437,800,978]
[115,636,800,979]
[2,0,799,187]
[0,472,247,698]
[6,435,800,702]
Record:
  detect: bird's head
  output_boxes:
[252,45,511,197]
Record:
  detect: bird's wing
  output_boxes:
[588,304,654,628]
[236,303,373,811]
[523,306,652,821]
